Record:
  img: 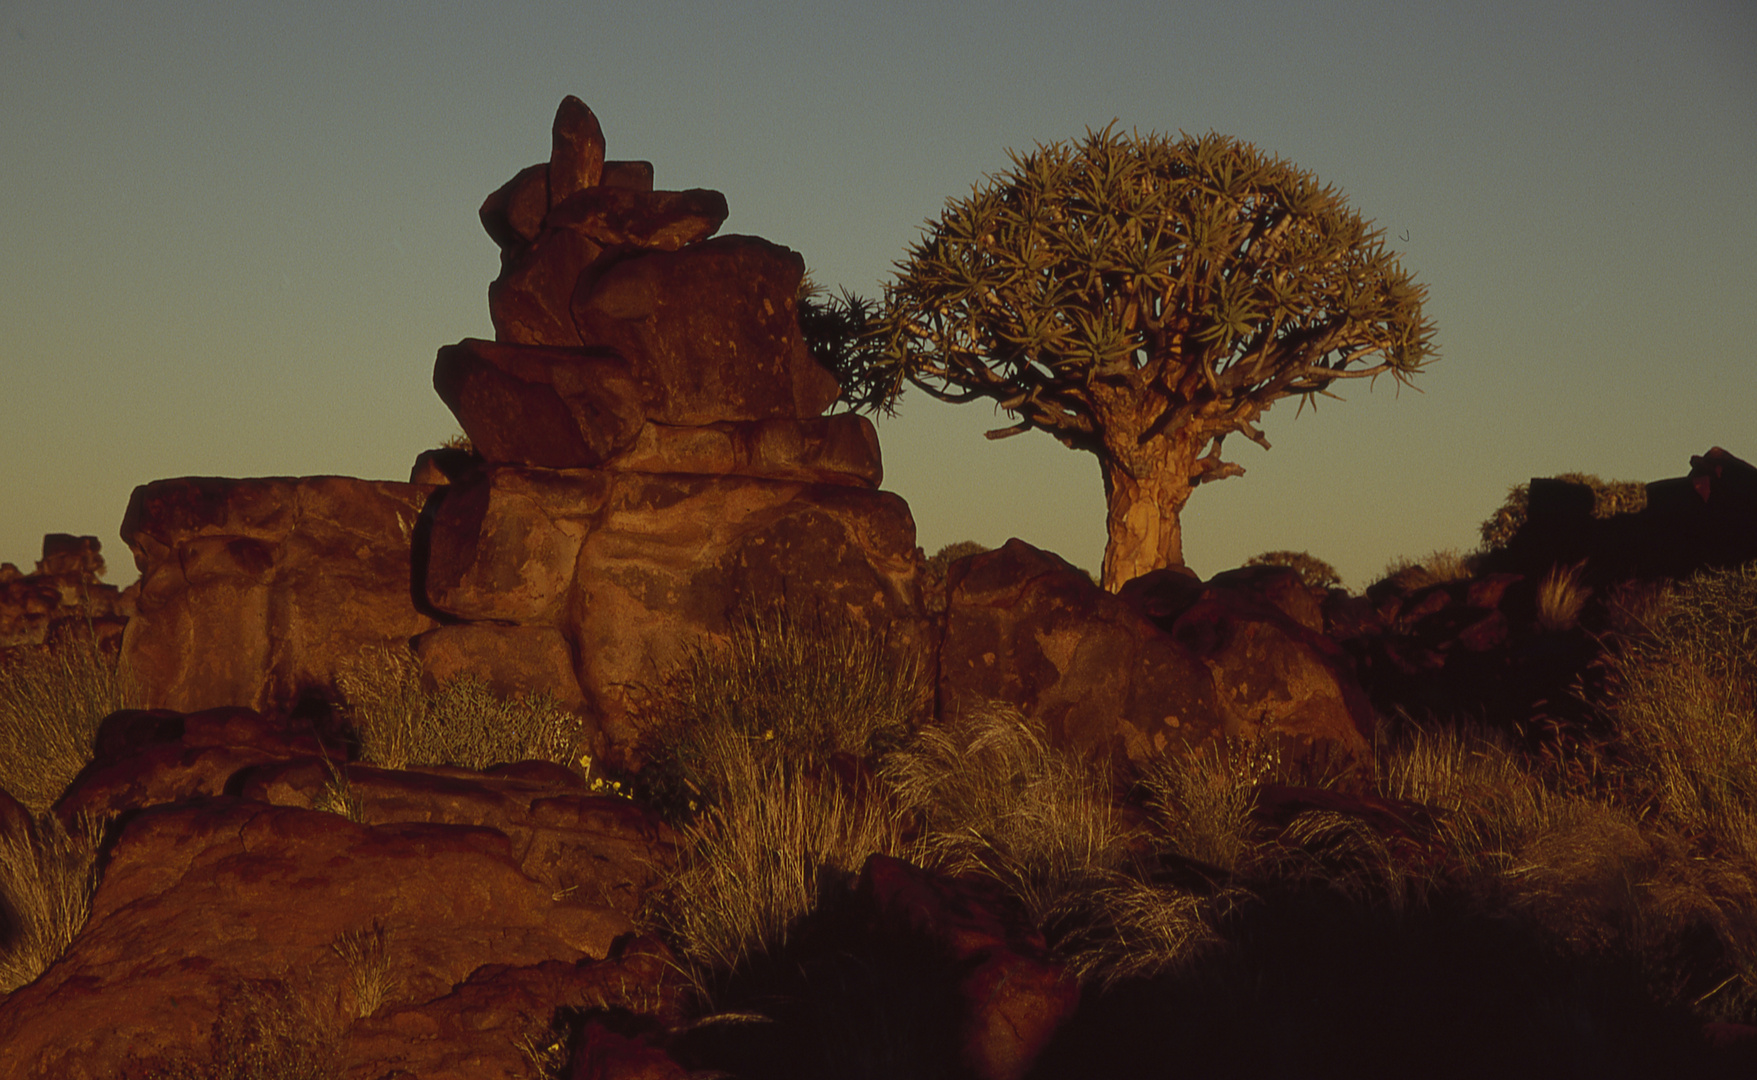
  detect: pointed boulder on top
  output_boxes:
[549,95,606,206]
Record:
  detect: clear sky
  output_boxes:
[2,0,1752,590]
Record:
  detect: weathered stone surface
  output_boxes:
[413,623,588,713]
[488,227,605,346]
[343,943,683,1080]
[238,761,674,913]
[55,706,334,823]
[940,540,1223,768]
[423,466,609,623]
[480,161,549,253]
[568,473,926,763]
[0,800,631,1080]
[550,95,607,208]
[119,476,436,716]
[1126,573,1375,759]
[571,234,842,425]
[0,535,128,650]
[547,185,728,252]
[607,414,882,487]
[433,338,647,467]
[601,159,655,192]
[857,855,1078,1080]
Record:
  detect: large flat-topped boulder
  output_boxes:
[571,234,842,424]
[120,476,437,715]
[566,473,927,763]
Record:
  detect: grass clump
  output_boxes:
[884,704,1137,928]
[0,812,108,994]
[638,605,922,818]
[0,632,133,814]
[333,645,582,773]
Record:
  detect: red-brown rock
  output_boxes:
[488,227,606,346]
[571,234,842,425]
[119,476,437,716]
[550,96,606,208]
[422,465,609,622]
[344,943,683,1080]
[601,160,655,192]
[433,338,647,467]
[1135,574,1376,760]
[413,623,589,713]
[480,161,549,253]
[54,706,333,824]
[608,414,883,488]
[0,800,634,1079]
[567,473,927,763]
[856,854,1078,1080]
[547,185,728,252]
[939,540,1223,768]
[240,760,674,915]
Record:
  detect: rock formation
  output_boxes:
[421,95,927,765]
[0,534,129,655]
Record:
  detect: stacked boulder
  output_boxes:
[419,97,926,764]
[0,534,130,655]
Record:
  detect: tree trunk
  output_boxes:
[1098,437,1197,592]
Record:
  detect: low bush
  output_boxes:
[1244,549,1342,590]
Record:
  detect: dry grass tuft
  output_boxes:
[0,812,109,993]
[334,645,582,773]
[331,919,395,1019]
[883,703,1137,927]
[1374,548,1479,593]
[639,605,922,817]
[1535,560,1593,632]
[0,633,134,814]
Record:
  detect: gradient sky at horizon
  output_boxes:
[2,1,1752,590]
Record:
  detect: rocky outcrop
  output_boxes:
[0,703,677,1080]
[118,475,438,717]
[419,97,927,765]
[1486,445,1757,585]
[939,541,1373,769]
[0,535,130,654]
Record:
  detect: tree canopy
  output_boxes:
[862,125,1436,588]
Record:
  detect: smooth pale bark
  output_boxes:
[1097,432,1198,592]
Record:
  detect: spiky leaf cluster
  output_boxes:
[873,126,1436,460]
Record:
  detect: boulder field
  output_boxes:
[4,98,1756,1078]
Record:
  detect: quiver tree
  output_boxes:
[871,126,1436,590]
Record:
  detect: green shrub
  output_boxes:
[333,646,582,773]
[0,633,133,813]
